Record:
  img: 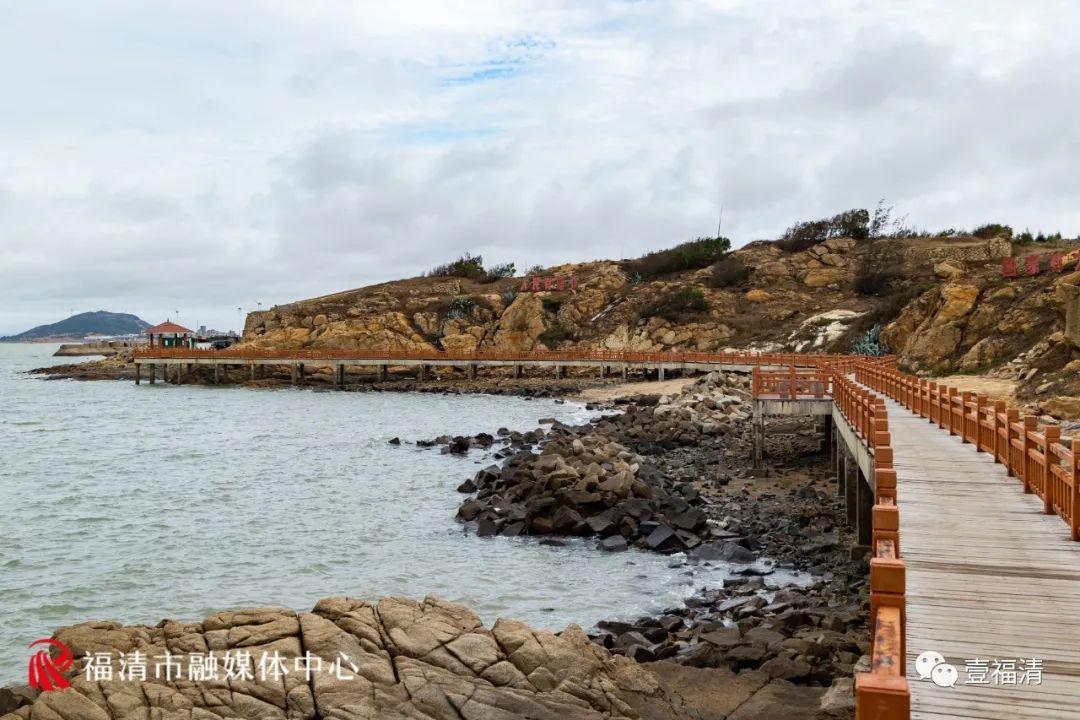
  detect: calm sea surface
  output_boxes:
[0,343,772,682]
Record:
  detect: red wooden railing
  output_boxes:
[134,346,884,368]
[751,367,833,399]
[857,364,1080,542]
[832,373,909,719]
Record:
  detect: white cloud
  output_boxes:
[1,0,1078,333]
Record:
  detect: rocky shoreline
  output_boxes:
[6,370,861,719]
[415,371,864,716]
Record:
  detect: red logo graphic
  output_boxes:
[27,638,73,691]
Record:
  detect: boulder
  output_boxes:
[933,259,965,279]
[1043,395,1080,421]
[800,268,845,288]
[1057,271,1080,348]
[600,536,628,552]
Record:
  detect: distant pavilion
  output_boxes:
[145,321,195,349]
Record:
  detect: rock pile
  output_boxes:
[594,577,865,683]
[457,430,711,552]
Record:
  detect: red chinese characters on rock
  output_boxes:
[1002,256,1018,278]
[519,275,578,292]
[1002,249,1079,278]
[1026,255,1041,276]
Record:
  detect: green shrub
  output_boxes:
[625,237,731,279]
[777,208,870,252]
[525,264,546,276]
[853,240,904,297]
[428,252,486,280]
[541,296,563,313]
[538,321,571,349]
[854,267,901,297]
[480,262,516,283]
[501,287,518,306]
[446,296,476,319]
[709,255,751,288]
[972,223,1013,240]
[852,324,889,356]
[641,286,709,322]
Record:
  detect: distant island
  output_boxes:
[0,311,150,342]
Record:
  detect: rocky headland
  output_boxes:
[31,227,1080,422]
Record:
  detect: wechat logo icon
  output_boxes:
[916,650,958,688]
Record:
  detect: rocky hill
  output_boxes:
[1,311,149,341]
[241,226,1080,415]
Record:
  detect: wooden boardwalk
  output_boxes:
[885,396,1080,720]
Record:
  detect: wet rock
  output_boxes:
[697,540,757,564]
[446,436,471,454]
[600,535,628,552]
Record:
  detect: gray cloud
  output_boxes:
[1,1,1079,334]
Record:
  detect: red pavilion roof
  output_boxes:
[145,321,194,335]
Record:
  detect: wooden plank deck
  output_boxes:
[885,396,1080,720]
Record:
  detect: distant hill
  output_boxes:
[1,311,150,341]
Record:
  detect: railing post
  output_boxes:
[992,401,1004,463]
[1021,416,1037,493]
[1071,440,1080,542]
[1043,426,1061,514]
[974,394,986,450]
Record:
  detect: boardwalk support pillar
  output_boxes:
[513,365,522,379]
[845,452,857,526]
[291,364,298,385]
[659,367,666,382]
[135,364,141,385]
[250,364,256,382]
[752,401,764,467]
[622,364,628,380]
[298,364,306,385]
[148,363,155,384]
[337,364,346,388]
[379,364,388,382]
[556,365,566,379]
[418,364,427,382]
[856,469,874,546]
[212,365,220,384]
[467,364,477,380]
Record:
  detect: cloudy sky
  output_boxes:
[2,1,1078,334]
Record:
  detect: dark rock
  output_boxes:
[458,499,483,522]
[700,626,741,649]
[586,508,618,535]
[551,505,584,533]
[600,536,628,552]
[697,540,757,564]
[387,437,401,445]
[645,524,680,552]
[447,436,471,454]
[456,479,477,493]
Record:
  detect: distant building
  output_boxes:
[145,321,195,349]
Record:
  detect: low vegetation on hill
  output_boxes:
[241,206,1080,417]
